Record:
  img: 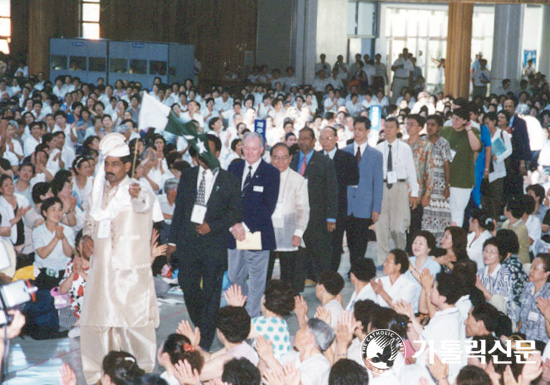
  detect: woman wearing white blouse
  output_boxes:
[475,238,514,315]
[466,209,495,271]
[371,249,416,308]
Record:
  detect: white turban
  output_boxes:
[99,133,130,158]
[89,133,132,221]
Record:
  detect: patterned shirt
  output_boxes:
[408,136,434,198]
[502,254,527,307]
[519,282,550,343]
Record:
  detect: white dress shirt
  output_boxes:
[466,230,493,272]
[377,274,417,307]
[345,283,378,312]
[488,128,512,183]
[241,159,262,189]
[323,298,343,329]
[196,167,219,204]
[376,139,419,197]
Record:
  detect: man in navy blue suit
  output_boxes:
[227,132,280,317]
[169,135,242,350]
[343,116,383,266]
[503,96,531,202]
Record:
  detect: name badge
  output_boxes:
[450,149,457,162]
[387,171,397,184]
[253,185,264,193]
[528,311,539,322]
[191,204,207,224]
[98,220,111,239]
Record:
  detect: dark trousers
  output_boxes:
[406,205,424,253]
[178,249,224,351]
[503,168,523,204]
[267,250,299,294]
[346,215,373,266]
[330,215,347,272]
[295,227,332,291]
[480,178,504,220]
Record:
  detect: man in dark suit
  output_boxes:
[169,135,242,350]
[503,96,531,202]
[319,126,359,271]
[343,116,383,266]
[227,132,280,318]
[291,127,338,291]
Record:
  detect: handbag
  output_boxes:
[50,286,70,309]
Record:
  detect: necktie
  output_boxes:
[387,144,393,189]
[196,170,206,205]
[356,146,362,164]
[300,156,307,176]
[243,166,252,194]
[326,152,331,158]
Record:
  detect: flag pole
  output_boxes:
[131,140,139,179]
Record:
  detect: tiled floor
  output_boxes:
[4,242,379,385]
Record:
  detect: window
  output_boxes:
[0,0,10,54]
[80,0,100,39]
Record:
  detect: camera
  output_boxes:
[0,280,37,326]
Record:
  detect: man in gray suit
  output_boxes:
[343,116,384,266]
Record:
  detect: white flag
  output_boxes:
[138,92,171,132]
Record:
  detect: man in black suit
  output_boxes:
[319,126,359,271]
[291,127,338,291]
[169,135,242,350]
[503,96,531,202]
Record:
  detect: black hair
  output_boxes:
[32,182,51,205]
[444,226,468,261]
[217,306,250,343]
[128,374,168,385]
[495,229,520,256]
[349,258,377,282]
[206,134,222,153]
[408,114,426,127]
[73,155,91,172]
[470,302,501,334]
[51,175,70,196]
[102,351,145,385]
[353,300,380,332]
[368,306,408,338]
[456,365,492,385]
[526,184,545,205]
[453,107,470,122]
[299,126,315,140]
[231,138,242,152]
[482,238,506,262]
[263,279,295,316]
[521,194,536,216]
[317,271,345,296]
[390,248,409,274]
[270,143,290,157]
[385,117,399,128]
[426,114,444,127]
[161,333,204,371]
[484,111,497,124]
[470,209,495,231]
[83,135,100,150]
[42,133,54,146]
[221,358,261,385]
[19,162,35,176]
[412,230,436,253]
[40,196,63,219]
[435,272,462,305]
[506,198,525,219]
[328,359,369,385]
[353,116,371,129]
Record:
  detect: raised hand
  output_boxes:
[176,320,201,346]
[335,311,358,348]
[426,353,448,383]
[420,269,434,291]
[59,363,77,385]
[224,284,247,307]
[173,359,200,385]
[255,335,274,362]
[315,306,332,326]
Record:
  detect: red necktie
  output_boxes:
[300,156,307,176]
[356,147,362,164]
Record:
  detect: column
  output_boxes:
[490,4,524,94]
[539,5,550,79]
[444,2,473,98]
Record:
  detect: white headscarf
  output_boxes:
[89,133,131,221]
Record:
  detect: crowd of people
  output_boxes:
[0,48,550,385]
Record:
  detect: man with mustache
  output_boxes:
[80,133,158,384]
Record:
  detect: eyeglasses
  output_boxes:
[272,156,289,161]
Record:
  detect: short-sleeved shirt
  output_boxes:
[251,315,291,361]
[32,223,74,271]
[439,126,481,188]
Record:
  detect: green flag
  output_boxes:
[165,113,220,170]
